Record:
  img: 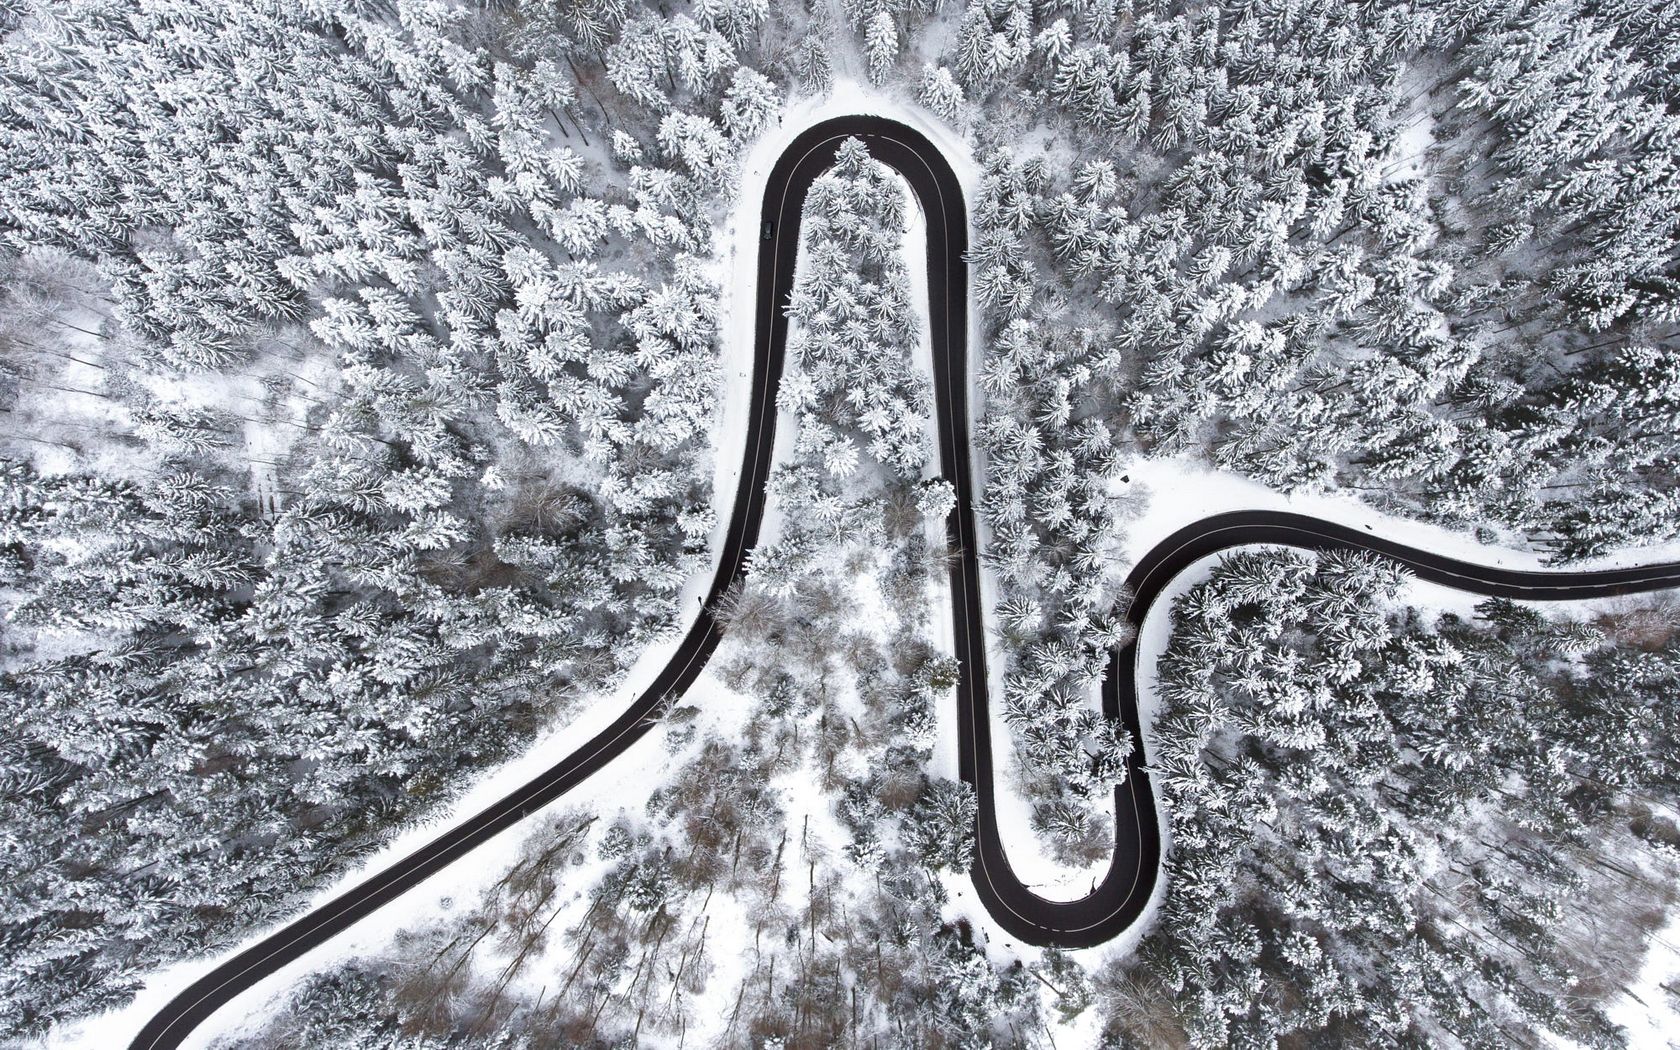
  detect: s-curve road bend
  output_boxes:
[131,117,1680,1047]
[1075,510,1680,949]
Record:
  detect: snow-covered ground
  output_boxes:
[49,77,1680,1048]
[1610,908,1680,1050]
[223,669,763,1050]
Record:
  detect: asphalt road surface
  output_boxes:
[130,116,1680,1048]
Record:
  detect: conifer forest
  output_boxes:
[2,0,1680,1047]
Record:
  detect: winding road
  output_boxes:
[129,116,1680,1047]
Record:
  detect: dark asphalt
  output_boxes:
[129,117,1680,1046]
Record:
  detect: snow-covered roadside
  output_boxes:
[1119,453,1680,575]
[420,668,769,1050]
[197,672,759,1050]
[901,184,963,790]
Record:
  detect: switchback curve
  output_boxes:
[129,117,1680,1047]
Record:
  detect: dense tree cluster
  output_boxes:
[785,139,931,483]
[1099,548,1680,1047]
[0,0,796,1034]
[749,136,955,595]
[976,305,1137,858]
[939,0,1680,560]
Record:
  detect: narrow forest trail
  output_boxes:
[129,117,1680,1048]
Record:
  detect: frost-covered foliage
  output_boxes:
[750,136,950,593]
[785,138,930,481]
[981,308,1137,856]
[1101,547,1680,1048]
[942,0,1680,561]
[0,0,791,1034]
[231,501,1051,1050]
[5,0,1680,1040]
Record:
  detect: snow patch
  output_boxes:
[1120,453,1680,574]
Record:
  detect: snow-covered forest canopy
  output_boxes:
[232,565,1680,1048]
[231,123,1006,1050]
[949,0,1680,562]
[1126,551,1680,1047]
[1,0,1679,1045]
[0,0,771,1034]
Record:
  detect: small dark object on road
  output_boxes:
[762,220,775,240]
